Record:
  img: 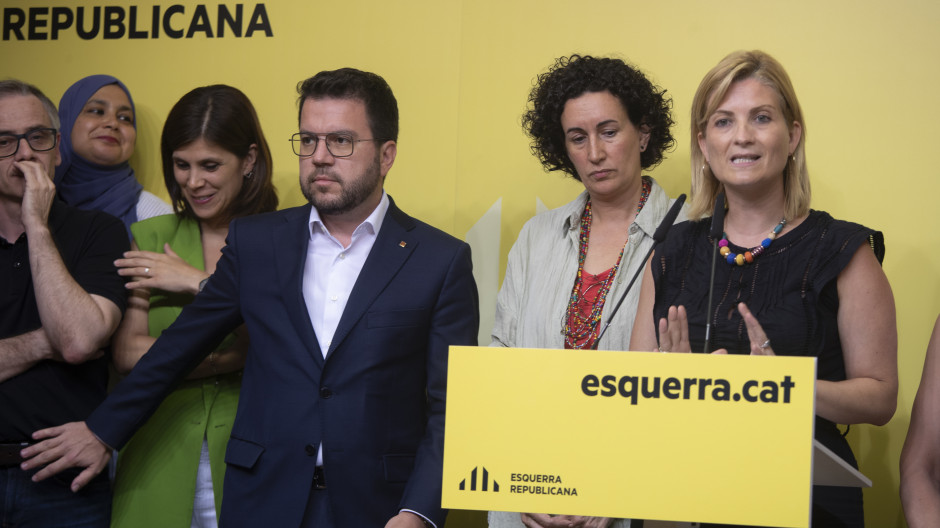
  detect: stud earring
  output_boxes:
[244,170,254,179]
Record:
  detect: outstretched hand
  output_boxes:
[20,422,111,492]
[657,305,691,353]
[738,302,775,355]
[658,303,773,356]
[115,243,208,294]
[711,302,775,355]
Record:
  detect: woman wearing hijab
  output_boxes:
[56,74,170,236]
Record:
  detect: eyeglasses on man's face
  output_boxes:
[289,132,379,158]
[0,128,58,159]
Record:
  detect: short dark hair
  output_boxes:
[522,55,675,180]
[162,85,278,222]
[0,79,60,129]
[296,68,398,142]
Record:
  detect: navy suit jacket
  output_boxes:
[87,197,480,527]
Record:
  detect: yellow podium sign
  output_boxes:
[443,346,817,527]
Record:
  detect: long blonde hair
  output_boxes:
[689,50,810,220]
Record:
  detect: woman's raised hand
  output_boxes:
[657,305,692,353]
[115,243,209,294]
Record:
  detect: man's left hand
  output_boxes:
[385,511,429,528]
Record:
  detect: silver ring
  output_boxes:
[760,339,771,349]
[144,267,150,276]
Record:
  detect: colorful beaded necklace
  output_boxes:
[719,217,786,266]
[564,177,651,349]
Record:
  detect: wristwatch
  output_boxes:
[198,277,209,293]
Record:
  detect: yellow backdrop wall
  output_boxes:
[5,0,938,526]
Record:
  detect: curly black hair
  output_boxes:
[522,54,675,180]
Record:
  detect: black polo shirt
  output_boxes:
[0,199,128,443]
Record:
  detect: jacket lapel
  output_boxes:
[326,198,416,360]
[274,204,325,368]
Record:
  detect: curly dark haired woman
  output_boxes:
[489,54,685,528]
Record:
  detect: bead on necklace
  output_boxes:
[564,177,651,348]
[719,218,786,266]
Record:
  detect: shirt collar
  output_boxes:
[561,177,667,240]
[632,177,667,239]
[307,191,389,240]
[562,191,591,234]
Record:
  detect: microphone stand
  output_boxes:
[703,193,726,354]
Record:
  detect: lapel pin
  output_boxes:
[399,241,407,247]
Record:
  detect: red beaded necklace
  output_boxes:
[564,177,651,349]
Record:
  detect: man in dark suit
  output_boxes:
[21,68,479,528]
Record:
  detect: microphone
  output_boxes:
[593,194,686,349]
[703,192,726,354]
[653,193,687,244]
[709,192,726,239]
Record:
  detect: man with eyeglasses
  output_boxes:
[0,80,127,526]
[22,69,479,528]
